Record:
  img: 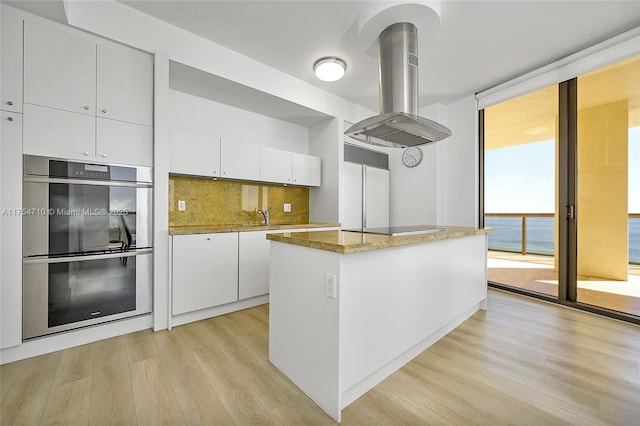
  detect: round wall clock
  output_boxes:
[402,146,423,168]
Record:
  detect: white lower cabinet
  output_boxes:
[172,228,329,318]
[238,228,316,300]
[172,233,239,315]
[238,230,271,299]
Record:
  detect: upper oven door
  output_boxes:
[23,161,153,258]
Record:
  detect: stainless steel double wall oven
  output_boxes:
[22,155,153,339]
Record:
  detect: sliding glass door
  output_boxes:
[575,56,640,316]
[484,85,559,298]
[483,54,640,321]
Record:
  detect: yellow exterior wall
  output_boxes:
[577,101,628,280]
[169,176,309,227]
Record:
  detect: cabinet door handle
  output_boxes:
[101,109,107,114]
[206,237,211,241]
[101,154,107,158]
[83,152,90,156]
[7,116,14,122]
[6,101,13,106]
[83,105,90,110]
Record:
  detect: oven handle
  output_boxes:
[23,248,153,264]
[23,175,153,188]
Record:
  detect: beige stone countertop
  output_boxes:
[266,226,493,254]
[169,222,340,235]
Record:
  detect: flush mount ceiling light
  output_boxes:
[313,57,346,82]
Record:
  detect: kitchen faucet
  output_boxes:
[257,208,271,225]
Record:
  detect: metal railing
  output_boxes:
[485,213,640,264]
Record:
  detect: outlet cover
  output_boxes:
[325,273,337,299]
[284,203,291,212]
[178,200,186,211]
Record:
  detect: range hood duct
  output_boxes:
[345,22,452,148]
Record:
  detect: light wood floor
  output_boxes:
[2,289,640,425]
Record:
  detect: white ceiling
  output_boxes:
[5,1,640,112]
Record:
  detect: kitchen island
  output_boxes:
[267,227,491,422]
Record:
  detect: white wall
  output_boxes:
[436,95,479,226]
[170,90,309,153]
[383,99,478,228]
[388,104,446,226]
[309,118,341,222]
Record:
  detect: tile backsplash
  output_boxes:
[169,176,310,227]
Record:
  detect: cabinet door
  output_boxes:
[24,20,96,116]
[170,129,221,177]
[1,111,22,348]
[23,103,95,160]
[172,233,239,315]
[1,12,23,113]
[220,139,260,181]
[292,153,321,186]
[260,146,292,184]
[97,43,153,126]
[238,231,271,299]
[343,162,363,229]
[96,118,153,166]
[364,166,390,228]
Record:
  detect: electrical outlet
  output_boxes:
[325,273,337,299]
[178,200,186,211]
[284,203,291,212]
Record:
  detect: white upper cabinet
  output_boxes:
[1,11,23,113]
[260,146,292,184]
[24,19,97,116]
[220,139,261,181]
[24,19,152,127]
[23,103,95,159]
[292,153,321,186]
[97,43,153,126]
[260,148,321,186]
[170,129,221,177]
[22,18,153,165]
[96,118,153,167]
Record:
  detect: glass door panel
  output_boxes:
[576,55,640,316]
[484,85,559,297]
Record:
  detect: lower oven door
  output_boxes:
[23,251,152,340]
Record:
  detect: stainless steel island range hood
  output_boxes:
[345,22,452,148]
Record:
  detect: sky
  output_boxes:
[485,127,640,214]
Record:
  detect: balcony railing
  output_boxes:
[485,213,640,264]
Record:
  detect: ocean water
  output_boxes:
[485,216,640,263]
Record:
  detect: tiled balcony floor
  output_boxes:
[488,251,640,317]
